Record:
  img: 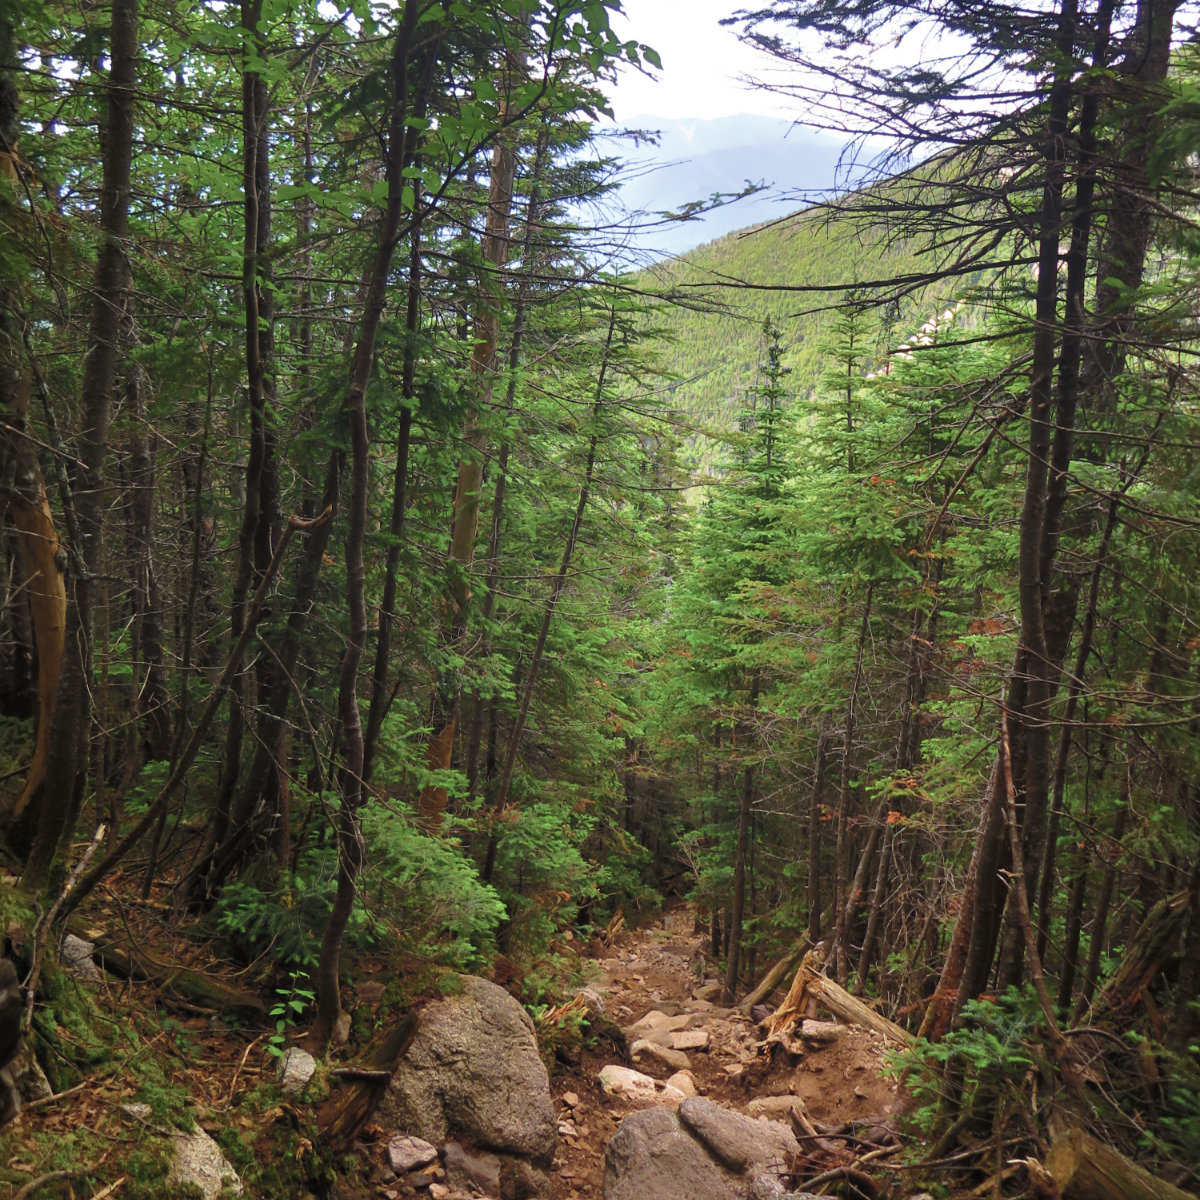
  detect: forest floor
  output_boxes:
[0,894,907,1200]
[548,904,905,1198]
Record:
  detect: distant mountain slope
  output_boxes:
[636,182,960,475]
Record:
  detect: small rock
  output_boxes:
[275,1046,317,1096]
[664,1070,697,1097]
[405,1165,439,1188]
[121,1102,152,1121]
[429,1185,450,1200]
[627,1010,692,1036]
[746,1095,804,1121]
[598,1064,686,1108]
[357,980,386,1007]
[443,1141,501,1197]
[561,1091,580,1108]
[631,1039,691,1071]
[387,1134,438,1174]
[669,1029,710,1051]
[692,982,721,1002]
[60,934,104,983]
[169,1126,244,1200]
[333,1011,352,1046]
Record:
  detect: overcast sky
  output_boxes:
[605,0,792,122]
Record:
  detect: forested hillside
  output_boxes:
[637,195,936,472]
[1,1,1199,1198]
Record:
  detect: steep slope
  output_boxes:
[636,181,963,474]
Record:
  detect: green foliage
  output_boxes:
[1157,1040,1200,1168]
[361,804,506,971]
[888,987,1044,1137]
[267,972,316,1059]
[211,846,372,976]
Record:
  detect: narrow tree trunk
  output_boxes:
[310,3,419,1048]
[464,128,550,802]
[1073,799,1128,1020]
[481,307,618,882]
[832,581,873,984]
[363,48,438,783]
[808,721,828,943]
[23,0,138,888]
[854,821,894,994]
[723,672,760,1005]
[419,51,524,825]
[209,0,280,858]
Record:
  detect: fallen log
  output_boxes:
[804,971,913,1044]
[1045,1128,1197,1200]
[740,938,810,1014]
[766,953,913,1045]
[69,918,266,1017]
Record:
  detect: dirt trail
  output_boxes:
[549,906,903,1199]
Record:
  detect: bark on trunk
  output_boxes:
[832,582,873,984]
[310,3,420,1048]
[23,0,138,888]
[481,307,617,882]
[419,48,524,825]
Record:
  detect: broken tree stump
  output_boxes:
[316,1009,421,1145]
[765,944,827,1037]
[1045,1128,1197,1200]
[741,938,810,1015]
[765,949,913,1046]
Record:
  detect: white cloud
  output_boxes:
[605,0,794,122]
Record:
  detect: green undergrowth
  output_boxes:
[887,985,1200,1189]
[0,950,344,1200]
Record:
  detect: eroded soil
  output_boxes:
[549,906,903,1199]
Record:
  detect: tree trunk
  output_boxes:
[808,721,828,943]
[310,2,420,1048]
[1073,800,1127,1020]
[419,46,525,825]
[481,307,618,881]
[23,0,138,889]
[832,581,872,984]
[362,47,437,784]
[463,128,550,804]
[723,672,760,1005]
[0,16,68,830]
[1045,1128,1196,1200]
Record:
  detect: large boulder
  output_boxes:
[604,1105,741,1200]
[378,975,556,1198]
[677,1096,799,1172]
[603,1097,801,1200]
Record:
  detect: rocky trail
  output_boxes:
[1,904,910,1200]
[546,905,905,1199]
